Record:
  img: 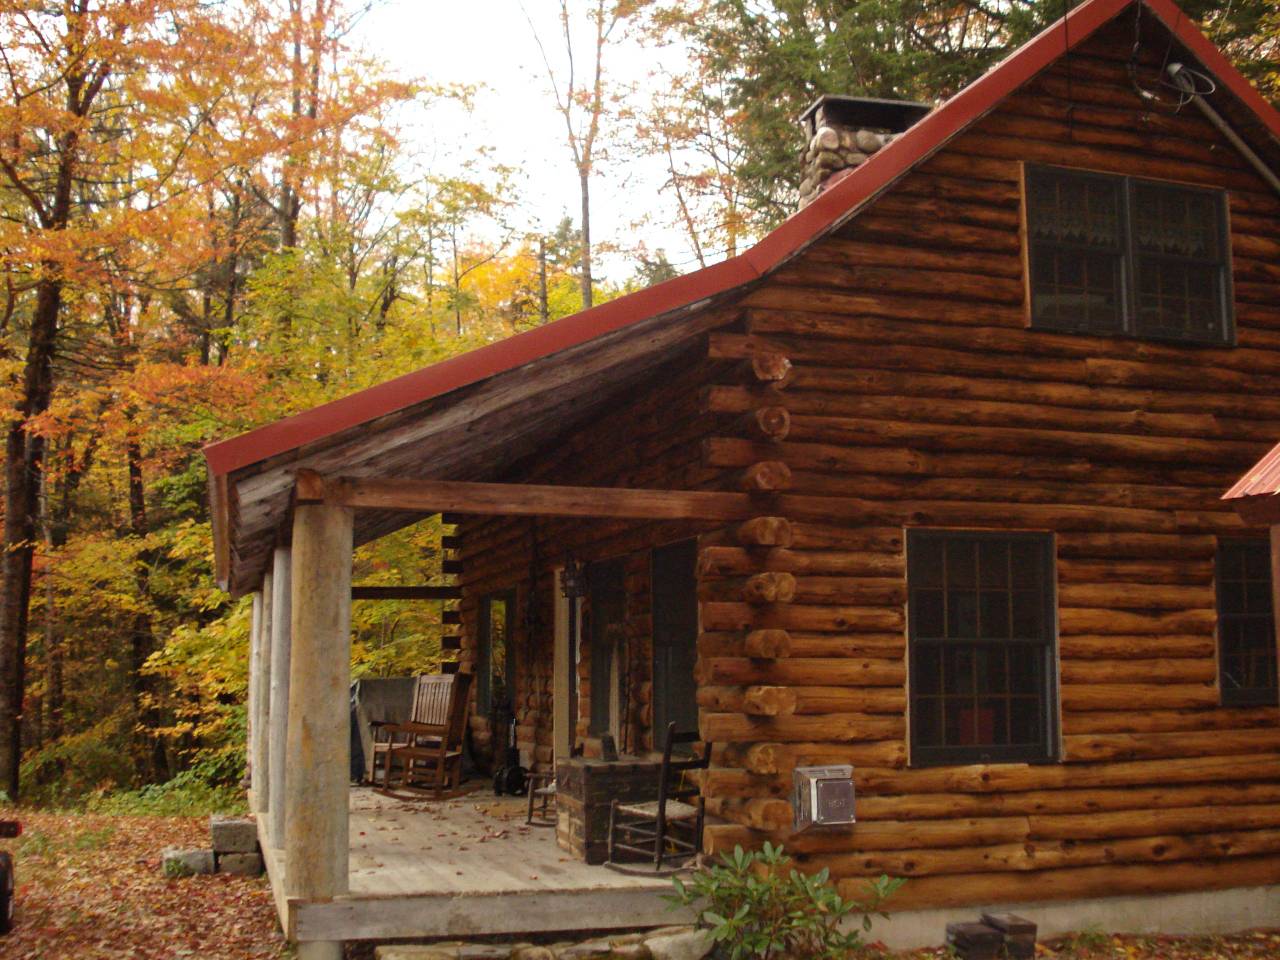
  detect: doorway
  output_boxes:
[652,539,698,742]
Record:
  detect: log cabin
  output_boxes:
[204,0,1280,954]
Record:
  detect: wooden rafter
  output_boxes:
[295,470,757,522]
[351,585,461,601]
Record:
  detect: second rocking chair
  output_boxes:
[605,722,709,874]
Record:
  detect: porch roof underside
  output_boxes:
[213,298,738,596]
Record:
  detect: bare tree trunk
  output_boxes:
[579,171,593,309]
[0,271,60,799]
[538,237,549,324]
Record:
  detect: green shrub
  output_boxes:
[668,842,904,960]
[86,762,245,817]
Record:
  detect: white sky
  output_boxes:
[354,0,707,282]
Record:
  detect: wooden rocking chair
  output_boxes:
[381,671,473,798]
[369,674,454,786]
[605,722,709,874]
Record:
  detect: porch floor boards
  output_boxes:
[263,787,688,944]
[349,787,667,895]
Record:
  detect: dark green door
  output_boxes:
[652,539,698,743]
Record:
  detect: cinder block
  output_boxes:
[161,847,214,877]
[216,851,263,876]
[210,815,258,854]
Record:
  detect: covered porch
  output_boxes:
[258,788,682,944]
[237,472,771,957]
[206,307,798,956]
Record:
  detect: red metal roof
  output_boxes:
[207,0,1280,481]
[1224,442,1280,519]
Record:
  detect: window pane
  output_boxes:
[978,645,1008,695]
[1133,183,1219,260]
[1134,259,1222,341]
[915,589,945,638]
[1010,697,1043,745]
[979,540,1010,588]
[908,531,1056,763]
[947,590,979,639]
[1011,590,1043,639]
[1027,166,1230,344]
[980,590,1011,639]
[1031,248,1123,333]
[946,540,976,588]
[1217,542,1278,705]
[915,646,942,695]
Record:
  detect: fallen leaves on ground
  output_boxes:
[0,806,290,960]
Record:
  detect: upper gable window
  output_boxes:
[1026,165,1233,345]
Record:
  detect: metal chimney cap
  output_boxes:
[799,94,932,136]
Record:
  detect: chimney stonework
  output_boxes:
[798,95,933,207]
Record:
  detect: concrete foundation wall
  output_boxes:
[869,884,1280,949]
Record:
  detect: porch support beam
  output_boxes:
[285,503,353,960]
[247,590,264,809]
[351,585,460,601]
[267,545,293,845]
[251,570,273,815]
[295,471,756,521]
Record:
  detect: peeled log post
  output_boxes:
[252,570,274,816]
[267,546,293,846]
[736,517,793,548]
[743,572,797,604]
[737,461,793,492]
[743,685,799,716]
[744,629,792,658]
[247,591,264,809]
[285,502,353,946]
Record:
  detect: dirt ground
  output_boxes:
[2,806,1277,959]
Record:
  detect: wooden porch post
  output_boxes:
[252,570,273,816]
[285,503,353,960]
[268,545,292,846]
[553,568,572,760]
[248,590,264,809]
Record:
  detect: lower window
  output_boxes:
[1216,541,1278,706]
[907,530,1059,766]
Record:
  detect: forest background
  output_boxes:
[0,0,1273,809]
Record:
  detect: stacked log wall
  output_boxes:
[695,15,1280,909]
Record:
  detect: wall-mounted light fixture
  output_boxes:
[560,556,587,599]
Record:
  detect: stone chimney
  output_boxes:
[798,95,932,207]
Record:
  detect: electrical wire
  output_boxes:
[1127,3,1216,110]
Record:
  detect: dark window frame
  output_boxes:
[476,589,516,718]
[907,529,1060,767]
[1215,539,1278,707]
[1025,164,1234,346]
